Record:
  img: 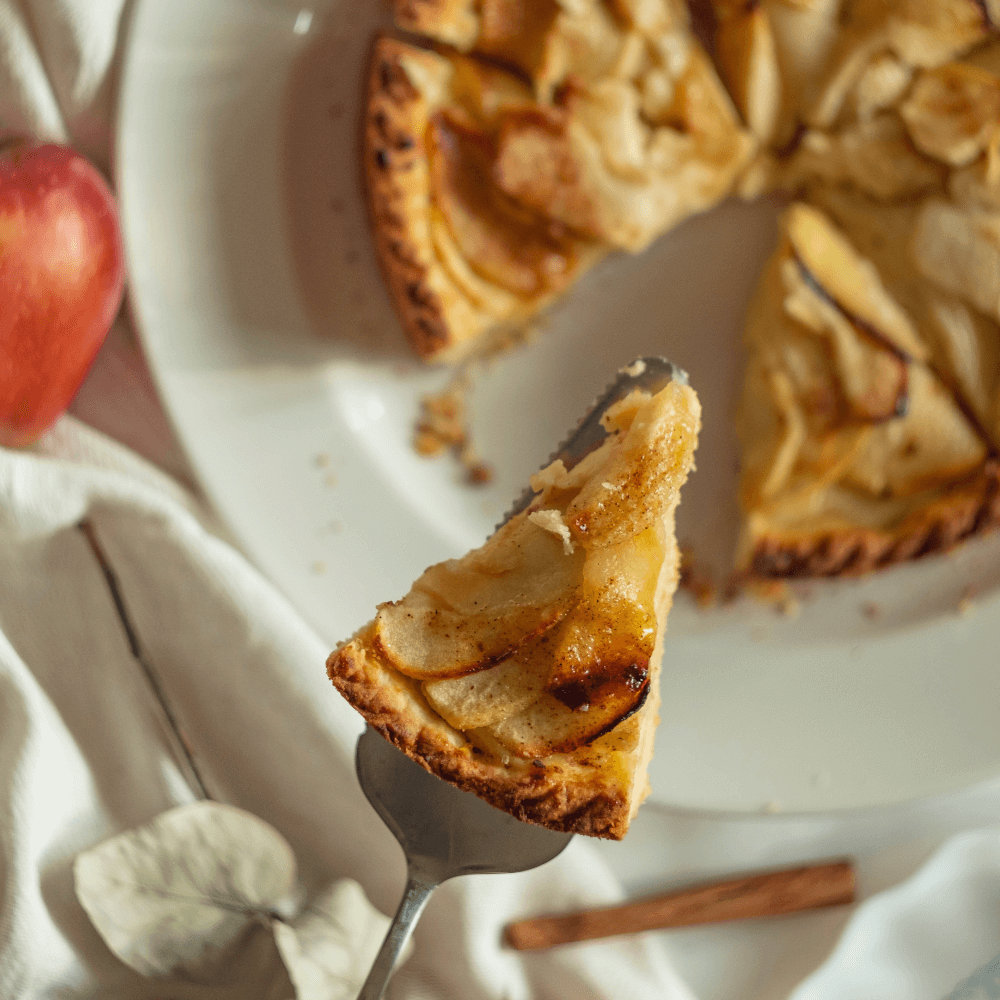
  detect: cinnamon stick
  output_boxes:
[504,859,855,951]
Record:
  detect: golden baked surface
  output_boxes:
[328,380,701,839]
[364,1,753,361]
[715,0,1000,575]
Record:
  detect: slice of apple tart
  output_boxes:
[710,5,1000,577]
[327,375,700,839]
[365,37,604,362]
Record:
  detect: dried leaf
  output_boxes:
[74,802,296,981]
[273,880,401,1000]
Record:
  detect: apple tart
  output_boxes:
[365,1,754,361]
[327,378,700,838]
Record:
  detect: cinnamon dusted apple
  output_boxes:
[365,1,753,361]
[327,377,700,839]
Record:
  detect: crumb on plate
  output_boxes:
[414,374,494,486]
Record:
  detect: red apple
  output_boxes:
[0,140,125,447]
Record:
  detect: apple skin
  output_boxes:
[0,140,126,447]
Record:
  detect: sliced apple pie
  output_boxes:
[710,2,1000,576]
[327,377,700,838]
[365,1,754,361]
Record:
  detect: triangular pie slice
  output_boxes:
[365,0,754,362]
[737,201,999,577]
[327,378,700,838]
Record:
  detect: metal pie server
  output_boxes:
[354,357,686,1000]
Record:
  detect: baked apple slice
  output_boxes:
[372,512,584,678]
[328,372,700,839]
[713,0,994,156]
[364,37,602,362]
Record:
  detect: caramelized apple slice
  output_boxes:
[913,199,1000,323]
[783,253,910,424]
[492,52,754,254]
[714,1,781,143]
[428,111,578,297]
[423,529,660,747]
[845,364,988,498]
[785,204,927,363]
[777,204,944,424]
[491,674,650,758]
[900,63,1000,168]
[373,515,584,679]
[543,530,659,690]
[423,654,547,730]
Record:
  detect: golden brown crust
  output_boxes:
[746,459,1000,577]
[327,639,630,839]
[364,37,454,360]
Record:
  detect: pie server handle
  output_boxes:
[356,862,438,1000]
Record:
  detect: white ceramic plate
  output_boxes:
[117,0,1000,814]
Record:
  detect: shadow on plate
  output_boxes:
[280,4,419,369]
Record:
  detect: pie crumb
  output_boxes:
[745,578,796,614]
[466,462,494,485]
[528,509,575,554]
[414,385,466,456]
[414,375,493,485]
[620,359,647,377]
[778,594,800,619]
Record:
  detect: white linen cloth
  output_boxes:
[4,1,1000,998]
